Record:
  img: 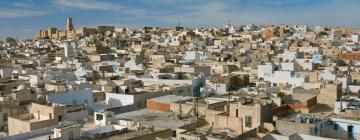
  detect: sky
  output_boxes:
[0,0,360,39]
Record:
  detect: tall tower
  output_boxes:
[66,17,74,31]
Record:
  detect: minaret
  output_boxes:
[66,17,74,31]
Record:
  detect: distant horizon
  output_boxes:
[1,0,360,39]
[2,21,360,40]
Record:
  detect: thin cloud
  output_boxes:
[0,9,48,18]
[12,2,34,8]
[141,0,360,28]
[54,0,121,11]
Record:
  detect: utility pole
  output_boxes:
[178,99,182,119]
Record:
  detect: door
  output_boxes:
[348,125,354,139]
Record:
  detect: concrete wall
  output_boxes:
[67,109,88,122]
[147,101,171,112]
[105,93,134,107]
[133,90,168,109]
[276,120,315,136]
[317,82,342,109]
[128,129,172,140]
[288,96,317,113]
[8,113,57,136]
[47,89,94,109]
[55,125,81,140]
[297,71,320,83]
[132,77,204,97]
[29,74,44,88]
[322,117,360,140]
[8,117,30,135]
[29,103,67,121]
[264,71,307,87]
[30,119,57,132]
[4,126,55,140]
[229,101,273,131]
[348,85,360,94]
[11,89,37,104]
[205,81,228,95]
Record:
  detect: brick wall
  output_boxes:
[339,53,360,60]
[147,101,171,112]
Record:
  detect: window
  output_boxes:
[58,115,62,122]
[245,116,252,128]
[172,130,176,137]
[348,125,354,138]
[3,113,7,121]
[115,86,119,93]
[333,123,339,130]
[96,114,103,120]
[235,109,238,118]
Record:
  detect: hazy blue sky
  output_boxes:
[1,0,360,39]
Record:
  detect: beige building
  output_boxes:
[35,18,115,39]
[8,103,67,135]
[317,81,342,109]
[174,65,211,75]
[0,101,25,133]
[9,86,37,105]
[76,27,97,37]
[205,98,273,134]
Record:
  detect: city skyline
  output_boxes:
[1,0,360,39]
[2,1,360,139]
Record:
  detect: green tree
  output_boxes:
[5,37,16,44]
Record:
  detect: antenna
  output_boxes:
[177,21,181,27]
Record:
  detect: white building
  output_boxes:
[334,96,360,114]
[257,62,275,78]
[319,70,337,81]
[263,71,308,87]
[29,74,45,88]
[295,59,314,71]
[352,34,360,43]
[293,25,308,33]
[321,115,360,140]
[278,51,298,61]
[124,58,144,71]
[60,41,75,57]
[94,110,115,126]
[281,62,301,72]
[319,70,350,89]
[183,51,207,61]
[164,36,180,46]
[205,80,228,95]
[298,46,319,54]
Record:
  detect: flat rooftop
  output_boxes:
[115,109,193,130]
[148,95,192,104]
